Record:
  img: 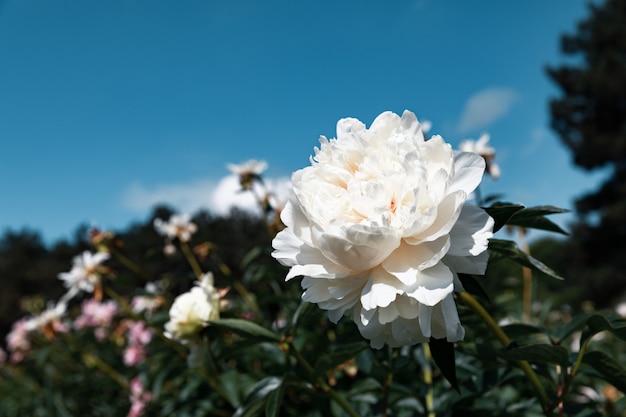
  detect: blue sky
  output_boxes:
[0,0,606,244]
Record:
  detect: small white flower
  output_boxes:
[227,159,268,190]
[227,159,268,176]
[153,214,197,243]
[25,301,69,338]
[459,133,500,180]
[272,110,494,348]
[164,273,220,342]
[58,251,110,297]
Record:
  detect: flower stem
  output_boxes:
[559,337,591,408]
[81,351,129,389]
[422,344,435,417]
[458,291,552,415]
[180,241,203,279]
[518,227,533,323]
[288,344,361,417]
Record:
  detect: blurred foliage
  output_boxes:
[546,0,626,307]
[1,201,625,416]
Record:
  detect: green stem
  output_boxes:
[288,344,361,417]
[110,247,150,280]
[458,291,552,415]
[422,344,435,417]
[180,241,203,279]
[559,337,591,405]
[82,352,129,389]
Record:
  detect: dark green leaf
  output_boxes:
[500,323,546,341]
[264,378,285,417]
[219,369,244,408]
[429,338,459,391]
[552,312,591,343]
[458,273,490,302]
[507,205,570,235]
[312,342,368,382]
[581,314,626,346]
[241,246,264,269]
[582,351,626,393]
[488,239,564,280]
[483,203,525,233]
[209,318,281,342]
[497,344,569,367]
[234,377,282,417]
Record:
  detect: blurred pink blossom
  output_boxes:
[128,377,151,417]
[124,321,153,367]
[124,345,146,367]
[74,299,118,340]
[6,318,31,363]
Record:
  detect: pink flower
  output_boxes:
[7,318,31,362]
[123,345,146,367]
[127,321,153,346]
[128,377,151,417]
[124,321,153,367]
[74,299,118,340]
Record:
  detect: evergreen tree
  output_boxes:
[546,0,626,306]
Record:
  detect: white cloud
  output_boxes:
[522,126,551,156]
[457,87,519,134]
[122,175,292,217]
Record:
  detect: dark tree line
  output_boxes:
[547,0,626,306]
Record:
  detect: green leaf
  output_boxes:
[483,203,524,233]
[458,273,490,302]
[234,377,282,417]
[241,246,264,269]
[429,338,459,391]
[488,239,564,280]
[497,344,569,367]
[209,318,281,342]
[264,378,285,417]
[552,312,591,343]
[581,314,626,346]
[500,323,545,341]
[312,342,368,382]
[582,350,626,393]
[507,205,570,235]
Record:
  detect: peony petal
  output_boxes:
[444,252,489,275]
[446,204,494,257]
[448,152,486,195]
[382,237,450,285]
[315,222,400,271]
[407,191,466,244]
[391,317,429,346]
[377,303,399,324]
[404,262,454,306]
[429,294,465,341]
[360,267,402,310]
[418,305,433,338]
[272,228,352,280]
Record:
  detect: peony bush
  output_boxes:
[1,110,625,417]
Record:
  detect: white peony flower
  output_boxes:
[459,133,500,180]
[272,110,494,348]
[25,301,69,339]
[164,273,219,342]
[58,251,110,298]
[227,159,268,190]
[227,159,268,177]
[154,213,198,243]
